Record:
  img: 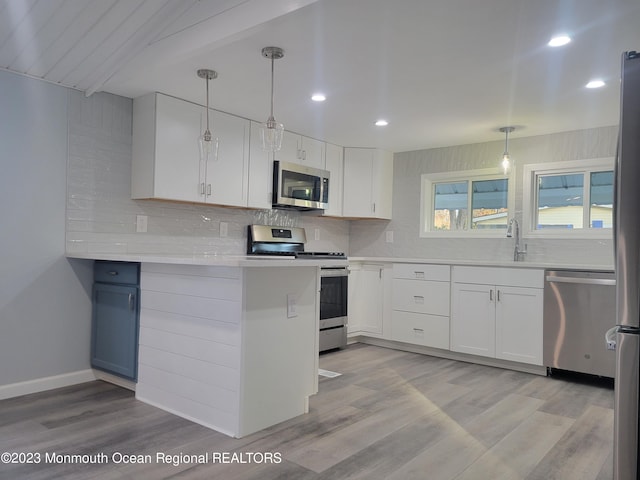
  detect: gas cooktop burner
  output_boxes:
[295,251,347,259]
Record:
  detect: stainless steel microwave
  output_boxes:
[273,161,330,210]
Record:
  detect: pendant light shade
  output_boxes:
[197,69,219,163]
[260,46,285,152]
[499,126,515,175]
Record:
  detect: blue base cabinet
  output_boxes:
[91,261,140,381]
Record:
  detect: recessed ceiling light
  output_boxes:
[586,79,605,89]
[311,93,326,102]
[375,119,388,127]
[548,35,571,47]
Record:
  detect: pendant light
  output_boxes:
[260,46,285,152]
[197,68,219,162]
[499,126,515,175]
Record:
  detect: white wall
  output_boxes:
[65,90,350,257]
[0,70,93,388]
[350,126,617,267]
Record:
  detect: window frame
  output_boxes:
[420,167,515,238]
[522,158,614,239]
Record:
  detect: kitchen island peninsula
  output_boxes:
[69,253,344,438]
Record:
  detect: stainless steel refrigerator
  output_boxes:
[614,50,640,480]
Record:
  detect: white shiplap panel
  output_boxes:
[138,325,240,369]
[142,290,241,323]
[136,382,238,437]
[141,271,242,301]
[26,0,117,78]
[138,345,239,392]
[139,309,240,346]
[47,0,143,84]
[142,262,241,279]
[9,0,93,73]
[69,0,176,89]
[0,0,61,68]
[138,363,238,413]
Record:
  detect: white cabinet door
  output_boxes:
[372,149,393,219]
[495,286,543,365]
[343,148,374,217]
[342,147,393,219]
[278,130,300,165]
[348,264,384,336]
[300,136,325,169]
[205,110,249,207]
[247,121,274,210]
[323,143,343,217]
[148,94,202,202]
[451,282,495,358]
[278,132,325,169]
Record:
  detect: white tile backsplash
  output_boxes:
[65,90,349,256]
[349,126,618,268]
[66,89,616,268]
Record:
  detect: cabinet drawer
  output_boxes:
[392,311,449,349]
[392,278,450,316]
[393,263,450,281]
[94,261,140,285]
[452,266,543,288]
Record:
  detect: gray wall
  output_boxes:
[0,70,93,387]
[350,126,617,267]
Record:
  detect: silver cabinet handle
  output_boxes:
[489,289,494,301]
[414,271,425,279]
[206,184,212,196]
[545,276,616,286]
[200,182,206,195]
[128,293,134,311]
[413,328,424,333]
[108,271,118,276]
[413,295,424,304]
[497,289,501,302]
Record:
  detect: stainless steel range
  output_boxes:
[247,225,348,352]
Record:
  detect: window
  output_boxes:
[523,158,614,237]
[422,169,513,236]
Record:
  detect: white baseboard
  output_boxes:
[0,369,97,400]
[93,370,136,391]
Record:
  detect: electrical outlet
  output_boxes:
[219,221,228,237]
[287,294,297,318]
[386,230,394,243]
[136,215,148,233]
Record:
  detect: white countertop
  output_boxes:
[67,253,612,272]
[347,256,614,272]
[66,252,348,268]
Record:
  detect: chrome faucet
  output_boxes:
[506,218,527,261]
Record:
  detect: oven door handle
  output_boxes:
[320,267,349,277]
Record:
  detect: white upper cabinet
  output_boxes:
[247,120,274,210]
[278,131,325,169]
[132,93,250,208]
[322,143,344,217]
[342,148,393,219]
[207,109,250,206]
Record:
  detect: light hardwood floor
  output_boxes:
[0,344,614,479]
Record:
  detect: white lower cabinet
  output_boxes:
[391,264,450,349]
[450,266,544,366]
[348,263,391,337]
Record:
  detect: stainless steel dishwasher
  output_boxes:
[543,270,616,378]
